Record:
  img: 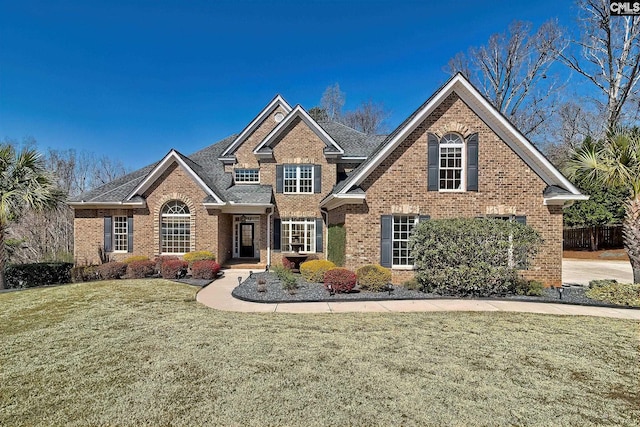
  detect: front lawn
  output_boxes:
[1,279,638,426]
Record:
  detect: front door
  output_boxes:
[240,223,254,258]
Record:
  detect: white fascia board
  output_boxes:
[253,105,345,155]
[340,74,584,197]
[68,201,147,209]
[220,95,293,158]
[218,203,274,214]
[126,150,225,204]
[543,194,589,206]
[320,193,366,209]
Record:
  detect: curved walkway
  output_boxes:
[196,267,640,320]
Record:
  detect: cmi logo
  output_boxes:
[610,1,640,15]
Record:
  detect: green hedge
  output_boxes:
[327,224,346,266]
[4,262,73,289]
[410,218,542,297]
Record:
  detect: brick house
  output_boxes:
[70,74,586,286]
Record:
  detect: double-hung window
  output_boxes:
[281,218,316,253]
[392,215,418,267]
[439,133,465,191]
[113,216,128,252]
[234,168,260,184]
[284,165,313,194]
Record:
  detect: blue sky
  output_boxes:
[0,0,575,170]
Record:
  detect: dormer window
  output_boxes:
[235,168,260,184]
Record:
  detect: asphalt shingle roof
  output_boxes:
[70,115,387,205]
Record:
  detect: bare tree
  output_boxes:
[320,83,345,121]
[554,0,640,131]
[342,100,390,135]
[447,20,566,141]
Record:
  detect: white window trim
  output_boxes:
[281,217,316,253]
[234,168,260,184]
[160,202,191,255]
[113,216,128,253]
[283,165,314,194]
[438,133,466,192]
[391,215,418,269]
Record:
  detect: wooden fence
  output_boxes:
[563,225,624,250]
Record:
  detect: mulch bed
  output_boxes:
[231,271,638,309]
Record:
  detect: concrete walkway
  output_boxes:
[196,264,640,320]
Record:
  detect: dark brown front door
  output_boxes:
[240,223,254,257]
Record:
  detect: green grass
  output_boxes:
[1,280,639,426]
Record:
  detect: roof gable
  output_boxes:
[126,149,225,204]
[334,73,583,199]
[253,105,345,157]
[219,95,292,159]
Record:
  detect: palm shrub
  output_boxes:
[410,218,541,297]
[300,260,336,283]
[0,144,65,289]
[356,264,392,291]
[565,129,640,283]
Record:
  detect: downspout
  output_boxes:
[320,207,329,260]
[266,206,273,269]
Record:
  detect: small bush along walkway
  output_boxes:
[232,270,640,309]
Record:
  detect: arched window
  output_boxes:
[161,200,191,254]
[439,133,465,191]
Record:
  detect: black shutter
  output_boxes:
[276,165,283,193]
[515,216,526,225]
[467,133,479,192]
[104,216,112,252]
[127,216,134,253]
[273,218,281,251]
[428,133,439,191]
[315,218,323,252]
[314,165,321,193]
[380,215,392,267]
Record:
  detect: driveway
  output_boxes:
[563,259,634,285]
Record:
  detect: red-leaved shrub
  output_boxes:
[161,259,188,279]
[282,257,295,270]
[324,268,356,293]
[126,260,156,279]
[155,256,179,274]
[96,262,127,280]
[191,260,221,280]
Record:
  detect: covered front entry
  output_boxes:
[233,215,260,258]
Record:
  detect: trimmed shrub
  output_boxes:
[589,279,618,289]
[191,260,221,280]
[586,282,640,307]
[402,277,420,291]
[126,260,156,279]
[356,264,392,292]
[71,265,98,283]
[281,257,295,270]
[183,250,216,266]
[96,262,127,280]
[4,262,73,289]
[324,268,356,293]
[155,256,180,273]
[513,279,544,296]
[161,259,188,279]
[328,224,346,266]
[300,260,336,283]
[122,255,149,264]
[411,218,542,297]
